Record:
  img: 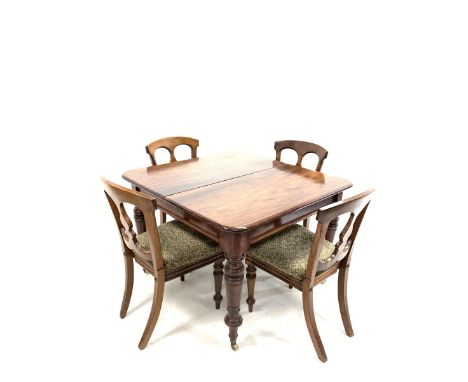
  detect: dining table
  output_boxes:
[122,151,352,350]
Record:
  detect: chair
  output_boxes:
[141,136,200,281]
[274,140,328,229]
[145,136,199,225]
[274,139,330,289]
[102,178,224,350]
[274,140,328,172]
[245,189,374,362]
[146,136,199,166]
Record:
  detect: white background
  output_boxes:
[1,1,467,380]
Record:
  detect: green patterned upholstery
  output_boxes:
[136,220,222,273]
[247,225,336,282]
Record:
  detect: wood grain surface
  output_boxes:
[167,161,351,230]
[123,152,273,197]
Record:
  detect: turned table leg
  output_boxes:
[213,258,224,309]
[132,186,146,234]
[325,192,342,242]
[134,207,146,234]
[159,211,167,225]
[220,231,250,350]
[325,217,339,242]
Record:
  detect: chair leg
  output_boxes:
[180,275,185,282]
[302,217,310,229]
[338,264,354,337]
[302,285,328,362]
[159,211,167,225]
[138,277,165,350]
[120,254,134,319]
[246,261,256,312]
[213,259,224,309]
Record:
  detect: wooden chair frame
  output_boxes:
[274,140,329,236]
[142,136,200,283]
[144,136,199,228]
[274,140,328,172]
[145,136,199,166]
[102,178,224,350]
[246,189,374,362]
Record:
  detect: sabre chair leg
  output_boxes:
[120,253,134,319]
[138,277,165,350]
[338,263,354,337]
[302,284,328,362]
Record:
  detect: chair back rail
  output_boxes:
[102,178,164,272]
[146,136,199,165]
[306,189,374,277]
[274,140,328,171]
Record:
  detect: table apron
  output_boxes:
[156,197,222,242]
[156,192,342,246]
[249,193,341,244]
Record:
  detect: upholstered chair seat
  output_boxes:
[247,225,335,282]
[136,220,222,274]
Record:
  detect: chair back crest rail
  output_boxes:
[102,178,164,271]
[306,189,374,277]
[145,136,199,165]
[274,140,328,171]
